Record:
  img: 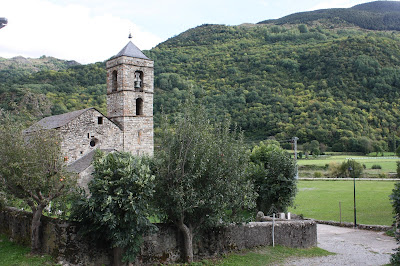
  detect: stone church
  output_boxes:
[26,40,154,184]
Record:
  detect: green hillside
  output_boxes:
[259,1,400,31]
[2,1,400,153]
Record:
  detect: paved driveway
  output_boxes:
[284,224,397,266]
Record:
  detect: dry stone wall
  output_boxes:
[0,207,316,265]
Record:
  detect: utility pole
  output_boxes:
[292,137,299,179]
[292,137,299,160]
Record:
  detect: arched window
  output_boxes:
[136,98,144,116]
[134,71,143,91]
[112,70,118,92]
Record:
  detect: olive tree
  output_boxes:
[154,101,256,263]
[70,151,156,263]
[0,119,76,254]
[249,140,297,213]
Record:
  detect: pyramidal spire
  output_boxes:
[112,34,149,60]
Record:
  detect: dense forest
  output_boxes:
[260,1,400,31]
[2,1,400,153]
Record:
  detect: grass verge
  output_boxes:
[289,180,396,225]
[0,234,56,266]
[188,246,333,265]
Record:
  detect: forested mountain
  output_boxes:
[259,1,400,31]
[2,1,400,153]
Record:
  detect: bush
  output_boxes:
[70,151,156,262]
[378,173,388,178]
[397,161,400,178]
[371,164,382,169]
[313,172,323,178]
[328,160,363,178]
[390,182,400,264]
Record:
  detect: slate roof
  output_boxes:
[68,149,115,173]
[25,108,98,133]
[111,41,150,60]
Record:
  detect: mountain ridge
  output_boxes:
[258,1,400,32]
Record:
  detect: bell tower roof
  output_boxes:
[111,41,150,60]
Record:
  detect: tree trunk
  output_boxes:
[31,204,45,254]
[177,221,193,263]
[113,247,126,266]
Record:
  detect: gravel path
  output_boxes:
[284,224,397,266]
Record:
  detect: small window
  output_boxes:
[87,133,90,139]
[136,98,144,116]
[98,117,103,125]
[90,140,96,147]
[112,70,118,92]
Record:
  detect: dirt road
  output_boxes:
[284,224,397,266]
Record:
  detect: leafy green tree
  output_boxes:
[249,140,297,213]
[340,160,364,178]
[310,140,320,156]
[0,118,76,254]
[154,100,256,263]
[390,182,400,264]
[396,145,400,157]
[70,151,156,263]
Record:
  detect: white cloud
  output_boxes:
[0,0,162,63]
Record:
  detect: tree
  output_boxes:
[390,182,400,264]
[70,151,156,263]
[0,118,76,254]
[309,140,320,156]
[340,159,364,178]
[249,140,297,214]
[154,100,256,263]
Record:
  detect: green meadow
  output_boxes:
[297,154,399,177]
[289,180,397,226]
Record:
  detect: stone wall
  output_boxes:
[60,108,122,163]
[0,207,317,265]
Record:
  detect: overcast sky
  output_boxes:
[1,0,370,64]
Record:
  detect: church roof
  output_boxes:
[25,108,98,132]
[112,41,150,60]
[67,149,115,173]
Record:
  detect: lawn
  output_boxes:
[297,154,399,176]
[289,180,397,226]
[0,234,55,266]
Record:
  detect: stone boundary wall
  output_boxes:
[315,219,393,231]
[0,207,317,265]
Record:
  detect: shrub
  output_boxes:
[328,160,363,178]
[328,162,342,178]
[390,182,400,264]
[397,162,400,178]
[70,151,156,262]
[371,164,382,169]
[313,172,323,178]
[378,173,388,178]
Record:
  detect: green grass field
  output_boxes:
[289,180,396,226]
[0,234,55,266]
[297,154,399,177]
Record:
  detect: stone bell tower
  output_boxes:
[106,39,154,156]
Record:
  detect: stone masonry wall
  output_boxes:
[60,108,122,163]
[0,207,316,265]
